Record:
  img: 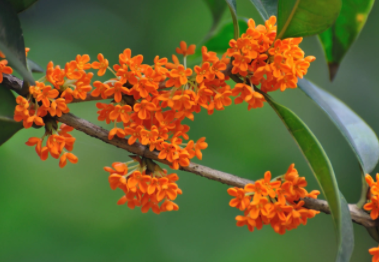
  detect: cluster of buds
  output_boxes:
[105,157,181,214]
[226,16,315,109]
[227,164,320,234]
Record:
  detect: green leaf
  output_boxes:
[0,84,23,146]
[27,58,44,73]
[265,94,354,262]
[337,192,355,262]
[318,0,375,80]
[225,0,239,40]
[6,0,39,13]
[203,0,227,41]
[298,78,379,174]
[201,19,248,54]
[0,0,35,95]
[276,0,342,39]
[249,0,277,20]
[298,78,379,207]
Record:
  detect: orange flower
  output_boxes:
[228,164,319,234]
[92,53,109,76]
[369,245,379,262]
[194,62,213,83]
[365,196,379,220]
[194,137,207,160]
[104,81,130,103]
[59,152,78,168]
[175,41,196,57]
[214,90,232,110]
[72,81,92,100]
[104,162,128,176]
[46,62,65,88]
[133,100,156,120]
[108,127,125,140]
[109,104,132,123]
[160,200,179,212]
[49,98,69,117]
[245,180,268,205]
[108,174,127,190]
[0,60,13,83]
[227,187,251,211]
[75,54,91,70]
[128,171,151,193]
[156,177,178,201]
[166,65,192,88]
[91,81,110,99]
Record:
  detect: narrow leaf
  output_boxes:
[27,58,44,73]
[276,0,342,39]
[203,0,227,41]
[319,0,375,80]
[298,78,379,207]
[266,94,354,262]
[225,0,239,39]
[337,192,355,262]
[0,84,23,146]
[6,0,39,13]
[298,78,379,174]
[201,19,248,53]
[0,0,35,94]
[249,0,277,21]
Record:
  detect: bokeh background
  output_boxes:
[1,0,379,261]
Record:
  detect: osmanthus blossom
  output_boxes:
[8,16,320,232]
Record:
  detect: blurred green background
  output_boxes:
[1,0,379,261]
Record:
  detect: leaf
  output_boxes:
[0,84,23,146]
[0,0,35,95]
[27,58,44,73]
[276,0,342,39]
[225,0,239,40]
[249,0,277,21]
[298,78,379,174]
[298,78,379,207]
[6,0,39,13]
[318,0,375,80]
[265,94,354,262]
[203,0,227,41]
[201,19,248,54]
[337,192,355,262]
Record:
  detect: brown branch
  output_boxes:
[57,112,378,228]
[2,71,377,228]
[2,74,23,94]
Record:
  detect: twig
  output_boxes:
[57,112,378,228]
[2,72,378,228]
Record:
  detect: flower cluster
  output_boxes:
[12,52,101,166]
[225,16,315,109]
[364,174,379,220]
[105,157,181,214]
[93,43,232,170]
[227,164,320,234]
[25,124,77,167]
[9,16,316,219]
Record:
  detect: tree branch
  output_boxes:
[57,112,378,228]
[2,71,377,228]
